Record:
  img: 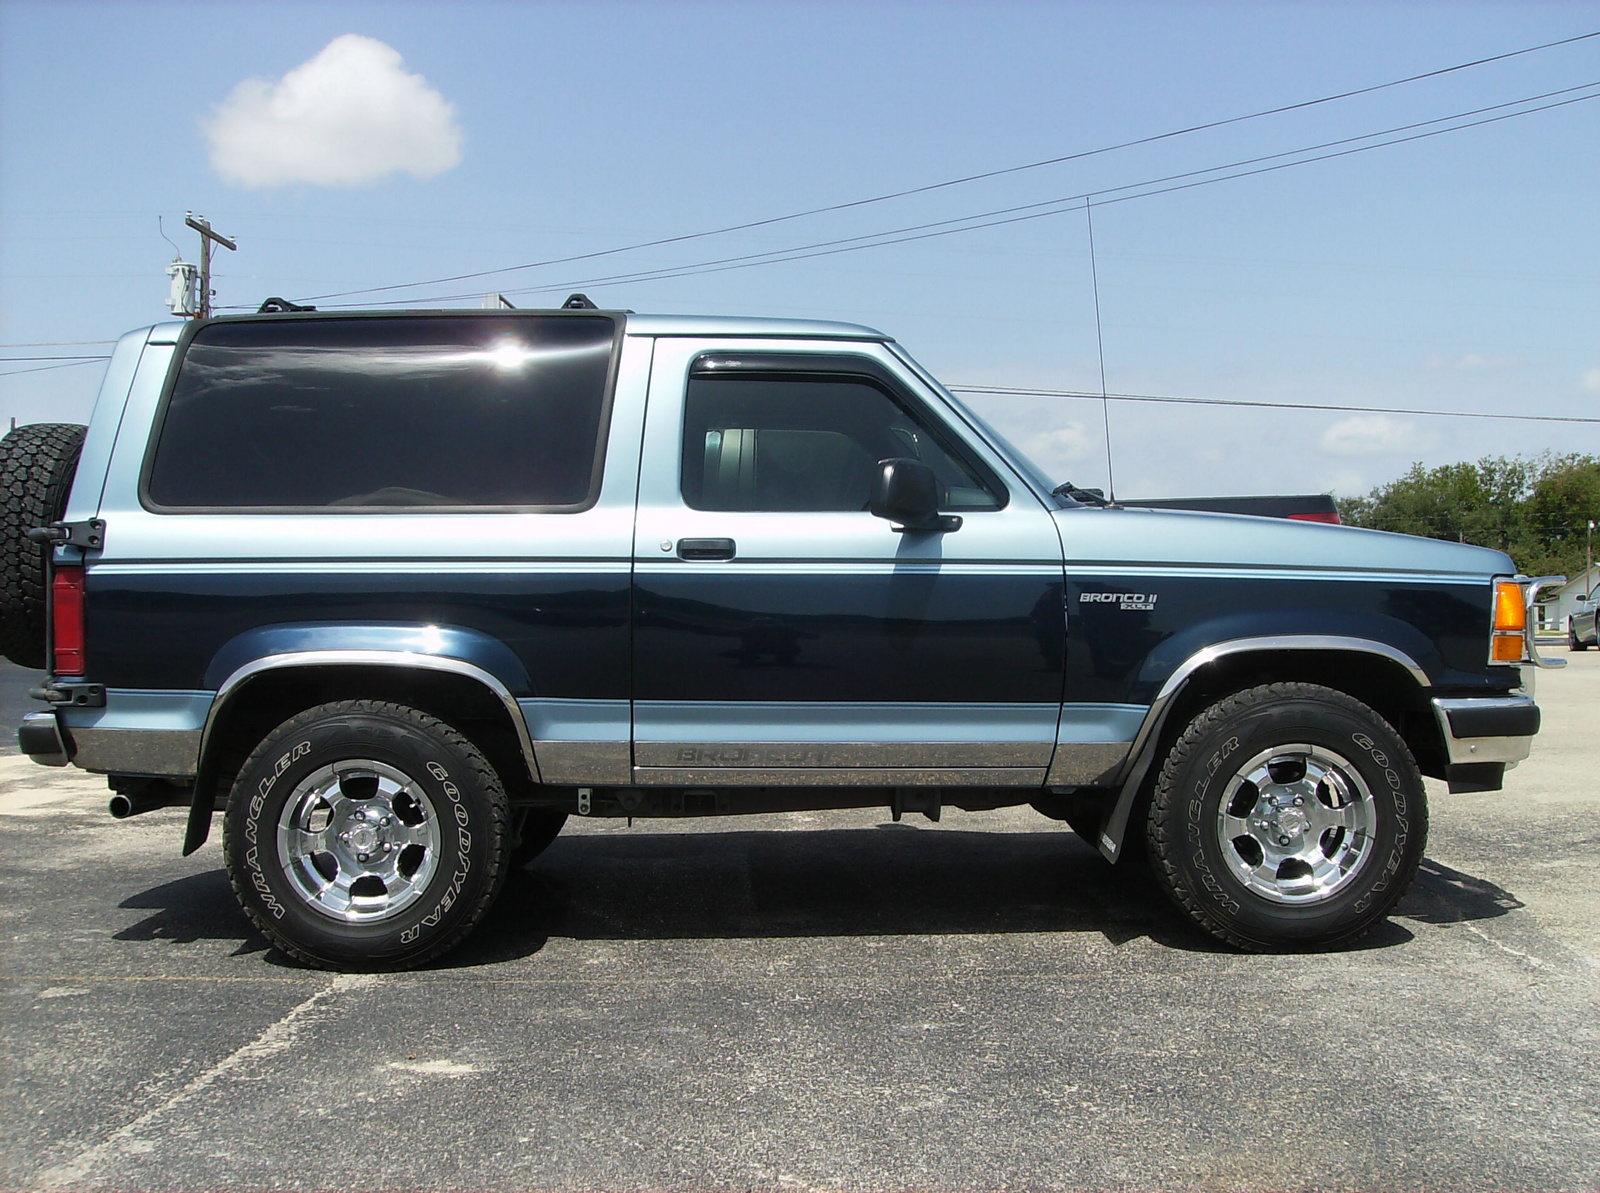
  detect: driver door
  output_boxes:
[630,337,1068,787]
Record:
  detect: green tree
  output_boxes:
[1342,453,1599,578]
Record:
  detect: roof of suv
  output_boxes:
[147,311,891,343]
[622,313,887,340]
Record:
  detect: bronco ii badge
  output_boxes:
[1080,592,1159,612]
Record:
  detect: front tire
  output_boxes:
[1147,683,1426,951]
[223,700,510,970]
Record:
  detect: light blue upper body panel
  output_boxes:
[1053,506,1514,579]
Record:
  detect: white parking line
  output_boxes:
[35,973,379,1189]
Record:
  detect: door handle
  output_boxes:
[676,537,737,561]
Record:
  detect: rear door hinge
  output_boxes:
[32,681,106,708]
[27,518,105,551]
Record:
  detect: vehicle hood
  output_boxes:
[1051,506,1515,578]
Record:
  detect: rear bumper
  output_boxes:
[18,711,70,767]
[18,689,209,778]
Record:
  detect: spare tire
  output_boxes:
[0,423,88,669]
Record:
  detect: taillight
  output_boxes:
[1287,511,1342,524]
[1491,579,1527,663]
[51,565,86,675]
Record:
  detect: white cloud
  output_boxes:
[1425,352,1526,372]
[1318,467,1372,498]
[1022,422,1097,469]
[1319,414,1434,458]
[1583,369,1600,394]
[206,35,462,188]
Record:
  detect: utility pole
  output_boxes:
[1588,519,1595,597]
[184,213,237,318]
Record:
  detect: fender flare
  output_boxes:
[182,648,541,855]
[1093,635,1430,864]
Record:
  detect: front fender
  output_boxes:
[1093,633,1433,866]
[1135,612,1437,698]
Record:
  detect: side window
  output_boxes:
[145,314,617,510]
[680,372,1003,513]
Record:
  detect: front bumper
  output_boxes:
[1431,694,1539,792]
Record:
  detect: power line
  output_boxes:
[0,340,117,348]
[0,354,113,362]
[0,359,109,379]
[324,82,1600,308]
[946,385,1600,425]
[296,29,1600,304]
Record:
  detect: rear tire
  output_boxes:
[223,700,510,971]
[1147,683,1426,952]
[0,423,87,668]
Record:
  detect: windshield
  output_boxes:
[887,344,1066,503]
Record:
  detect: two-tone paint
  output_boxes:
[30,312,1547,864]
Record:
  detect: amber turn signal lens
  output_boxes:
[1491,633,1525,662]
[1493,581,1527,634]
[1491,580,1527,663]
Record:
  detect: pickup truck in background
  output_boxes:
[1,303,1562,970]
[1122,493,1341,523]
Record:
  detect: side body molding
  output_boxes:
[1093,635,1431,864]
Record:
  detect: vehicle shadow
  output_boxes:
[1395,857,1524,924]
[113,867,271,957]
[451,825,1201,967]
[111,829,1521,970]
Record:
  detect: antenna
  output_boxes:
[1084,200,1116,503]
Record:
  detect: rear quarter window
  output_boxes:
[144,314,619,511]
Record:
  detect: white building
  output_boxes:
[1536,564,1599,635]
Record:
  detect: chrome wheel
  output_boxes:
[1214,743,1376,905]
[276,758,442,922]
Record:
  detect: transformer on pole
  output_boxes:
[166,258,200,317]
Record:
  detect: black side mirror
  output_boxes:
[869,458,962,533]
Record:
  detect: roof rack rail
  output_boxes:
[257,297,317,313]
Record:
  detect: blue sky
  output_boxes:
[2,0,1597,500]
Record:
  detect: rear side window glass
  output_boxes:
[146,315,617,510]
[681,374,1003,513]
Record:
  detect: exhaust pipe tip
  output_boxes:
[106,780,191,820]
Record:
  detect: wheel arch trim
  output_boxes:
[183,649,542,855]
[1094,635,1431,864]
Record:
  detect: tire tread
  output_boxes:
[1148,682,1425,953]
[0,422,87,668]
[222,699,509,971]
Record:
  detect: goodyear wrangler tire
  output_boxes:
[1147,683,1426,952]
[0,422,87,668]
[222,701,510,971]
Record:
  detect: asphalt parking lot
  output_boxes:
[2,655,1597,1192]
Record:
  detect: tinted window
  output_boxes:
[681,373,1002,513]
[147,315,616,509]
